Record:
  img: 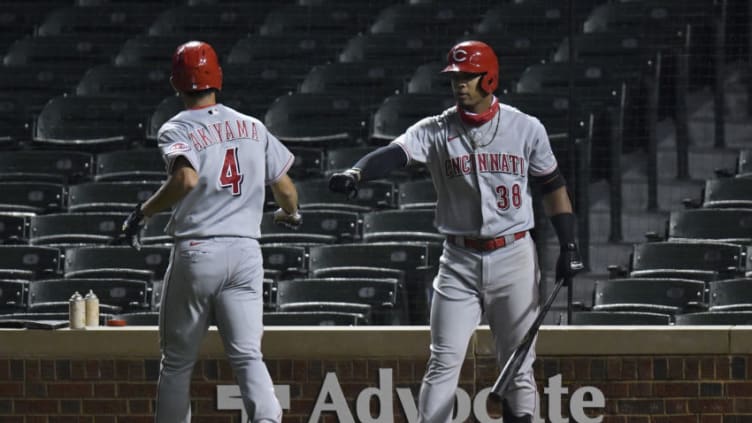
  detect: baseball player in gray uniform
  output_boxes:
[121,41,301,423]
[329,40,583,422]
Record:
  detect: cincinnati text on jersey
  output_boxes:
[444,152,525,178]
[187,119,259,151]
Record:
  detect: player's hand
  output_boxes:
[273,208,302,230]
[121,203,147,250]
[556,242,584,285]
[328,169,360,199]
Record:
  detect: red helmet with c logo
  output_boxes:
[441,40,499,94]
[170,41,223,93]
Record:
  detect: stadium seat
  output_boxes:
[0,182,65,214]
[3,35,118,72]
[583,0,711,40]
[67,181,161,213]
[286,146,325,179]
[368,3,478,38]
[592,278,706,315]
[95,149,165,182]
[0,214,30,245]
[0,150,93,184]
[570,311,671,325]
[263,311,368,326]
[276,277,406,325]
[276,300,372,321]
[629,241,744,282]
[260,210,359,243]
[0,97,30,147]
[36,4,161,38]
[64,245,172,282]
[227,35,335,71]
[339,33,446,71]
[701,178,752,208]
[27,277,149,312]
[708,278,752,312]
[552,31,656,77]
[674,311,752,325]
[299,62,410,112]
[146,96,183,142]
[29,212,127,247]
[369,93,455,143]
[222,60,313,119]
[75,64,173,107]
[259,4,364,45]
[405,62,451,95]
[264,93,368,146]
[114,35,236,67]
[668,209,752,244]
[147,4,264,38]
[296,178,396,212]
[310,266,405,286]
[0,3,53,54]
[308,242,432,323]
[260,244,308,280]
[0,245,62,280]
[0,279,28,314]
[475,2,572,47]
[397,179,437,209]
[324,146,376,175]
[362,209,442,243]
[0,65,85,115]
[33,95,144,151]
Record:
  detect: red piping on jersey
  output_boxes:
[457,97,499,127]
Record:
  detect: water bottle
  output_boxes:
[84,290,100,327]
[68,291,85,330]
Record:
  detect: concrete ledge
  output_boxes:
[1,326,751,359]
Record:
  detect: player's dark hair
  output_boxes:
[182,88,218,100]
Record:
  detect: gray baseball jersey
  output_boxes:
[158,103,294,238]
[393,100,555,421]
[155,103,291,423]
[393,102,557,237]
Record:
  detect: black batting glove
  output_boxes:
[556,242,584,285]
[121,202,147,250]
[328,169,360,199]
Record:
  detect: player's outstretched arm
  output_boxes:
[270,174,302,228]
[534,168,584,282]
[328,143,409,197]
[120,156,198,249]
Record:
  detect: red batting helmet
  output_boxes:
[441,40,499,94]
[170,41,223,93]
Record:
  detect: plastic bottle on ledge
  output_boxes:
[84,290,100,327]
[68,291,85,330]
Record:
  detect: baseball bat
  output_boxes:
[490,275,570,398]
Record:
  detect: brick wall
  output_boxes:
[1,355,751,423]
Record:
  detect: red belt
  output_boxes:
[447,231,527,252]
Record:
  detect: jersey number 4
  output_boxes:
[496,183,522,210]
[220,147,244,196]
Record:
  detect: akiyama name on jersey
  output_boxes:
[445,151,526,178]
[186,119,259,152]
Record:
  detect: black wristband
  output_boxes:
[550,212,577,248]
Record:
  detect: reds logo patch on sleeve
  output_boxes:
[166,142,190,155]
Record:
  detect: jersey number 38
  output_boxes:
[220,147,244,196]
[496,183,521,210]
